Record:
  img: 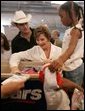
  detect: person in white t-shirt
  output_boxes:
[49,1,84,86]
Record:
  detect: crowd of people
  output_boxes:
[1,1,84,110]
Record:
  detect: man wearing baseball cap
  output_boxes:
[11,10,37,53]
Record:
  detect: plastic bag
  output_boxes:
[71,88,84,110]
[43,67,70,110]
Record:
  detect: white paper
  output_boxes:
[44,67,58,89]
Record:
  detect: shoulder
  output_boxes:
[27,46,41,53]
[71,23,83,38]
[71,27,82,39]
[12,32,21,41]
[51,43,61,51]
[29,45,40,50]
[12,34,23,44]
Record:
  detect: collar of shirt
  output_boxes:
[20,33,31,42]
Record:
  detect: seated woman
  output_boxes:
[9,26,83,110]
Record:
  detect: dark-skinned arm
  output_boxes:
[59,27,81,63]
[59,77,84,92]
[49,28,81,72]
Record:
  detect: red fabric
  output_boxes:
[21,68,45,82]
[56,72,63,86]
[21,68,37,74]
[39,70,63,86]
[39,71,44,82]
[21,67,63,87]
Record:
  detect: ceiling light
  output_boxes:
[51,1,67,4]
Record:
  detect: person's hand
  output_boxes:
[49,58,63,72]
[11,66,21,74]
[9,81,25,91]
[1,81,25,97]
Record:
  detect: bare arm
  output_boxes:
[49,28,81,72]
[1,81,24,98]
[60,28,81,63]
[60,77,84,92]
[9,47,36,73]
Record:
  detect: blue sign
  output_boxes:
[1,79,47,110]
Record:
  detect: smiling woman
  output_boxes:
[9,25,61,73]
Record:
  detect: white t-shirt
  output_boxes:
[62,23,84,71]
